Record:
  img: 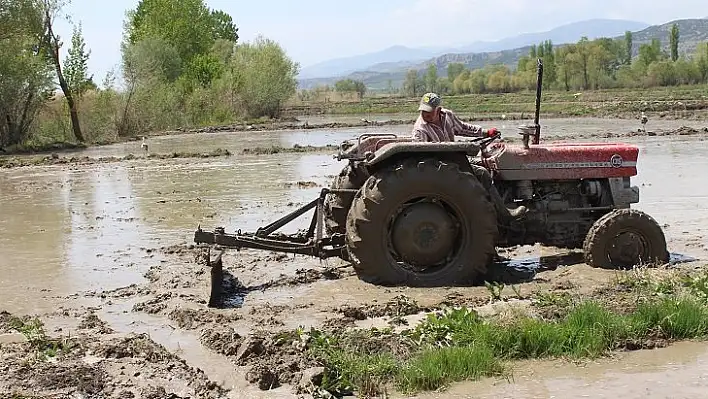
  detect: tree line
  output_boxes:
[0,0,300,149]
[399,24,708,96]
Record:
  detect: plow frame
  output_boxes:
[194,187,356,306]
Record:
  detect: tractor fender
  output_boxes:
[363,142,481,174]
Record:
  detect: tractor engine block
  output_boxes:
[498,179,615,248]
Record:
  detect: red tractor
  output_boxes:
[194,60,668,296]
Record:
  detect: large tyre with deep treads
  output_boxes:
[583,208,669,269]
[324,163,369,235]
[345,158,499,287]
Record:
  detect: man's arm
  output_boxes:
[447,110,485,137]
[411,128,428,141]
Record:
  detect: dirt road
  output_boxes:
[1,119,707,398]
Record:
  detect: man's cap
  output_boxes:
[418,92,441,112]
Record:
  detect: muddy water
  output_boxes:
[48,116,700,158]
[0,153,340,315]
[414,341,708,399]
[0,118,707,397]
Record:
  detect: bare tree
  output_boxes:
[41,0,85,142]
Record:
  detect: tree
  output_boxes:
[403,69,420,97]
[447,63,465,82]
[122,36,182,85]
[624,31,633,65]
[0,0,54,147]
[124,0,238,86]
[126,0,214,62]
[539,40,556,88]
[63,22,93,100]
[0,0,44,40]
[334,79,366,98]
[424,64,438,92]
[576,37,592,89]
[41,0,85,142]
[209,9,238,42]
[670,23,680,62]
[226,36,299,118]
[695,43,708,83]
[638,39,663,70]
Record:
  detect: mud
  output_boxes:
[0,148,233,168]
[0,311,228,398]
[1,118,708,397]
[158,107,708,136]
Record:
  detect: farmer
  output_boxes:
[411,92,528,222]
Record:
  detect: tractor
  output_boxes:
[194,59,669,298]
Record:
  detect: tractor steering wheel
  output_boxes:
[478,131,505,159]
[478,131,501,149]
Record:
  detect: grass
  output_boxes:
[298,267,708,396]
[397,344,503,393]
[3,315,76,361]
[285,84,708,118]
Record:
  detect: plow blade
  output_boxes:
[205,247,225,308]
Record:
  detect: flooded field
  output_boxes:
[1,117,708,398]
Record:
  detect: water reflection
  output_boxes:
[0,169,72,314]
[64,164,149,294]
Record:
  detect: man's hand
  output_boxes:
[485,127,499,137]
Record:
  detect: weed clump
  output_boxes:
[298,268,708,396]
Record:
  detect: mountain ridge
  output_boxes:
[298,18,650,81]
[298,18,708,91]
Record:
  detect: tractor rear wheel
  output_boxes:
[345,158,499,287]
[324,163,369,235]
[583,209,669,269]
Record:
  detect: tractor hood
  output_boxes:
[483,142,640,181]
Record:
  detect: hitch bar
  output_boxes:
[194,187,357,259]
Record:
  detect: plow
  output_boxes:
[194,59,670,306]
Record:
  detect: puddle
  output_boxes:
[412,340,708,399]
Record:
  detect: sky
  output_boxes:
[52,0,708,84]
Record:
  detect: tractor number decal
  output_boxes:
[610,154,623,168]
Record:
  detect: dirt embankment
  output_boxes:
[158,116,708,137]
[2,126,707,169]
[0,148,233,168]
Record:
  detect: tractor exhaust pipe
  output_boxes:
[533,58,543,145]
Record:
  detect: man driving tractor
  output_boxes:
[412,92,528,222]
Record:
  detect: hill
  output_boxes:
[298,18,708,91]
[297,18,649,82]
[455,18,649,54]
[297,45,446,80]
[629,18,708,55]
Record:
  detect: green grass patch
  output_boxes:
[289,85,708,117]
[302,270,708,396]
[397,344,504,393]
[4,315,77,360]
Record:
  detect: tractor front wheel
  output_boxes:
[345,158,498,287]
[583,209,669,269]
